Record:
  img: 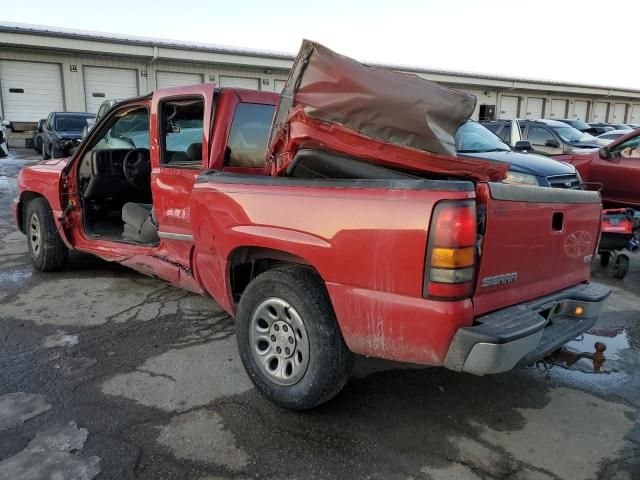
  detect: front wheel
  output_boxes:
[26,198,68,271]
[236,266,354,410]
[42,143,51,160]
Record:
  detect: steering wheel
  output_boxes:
[122,148,151,189]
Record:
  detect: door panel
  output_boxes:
[149,85,215,270]
[0,60,64,122]
[525,97,544,119]
[593,102,609,123]
[612,103,628,123]
[573,100,589,120]
[499,95,519,119]
[84,67,138,114]
[549,99,567,119]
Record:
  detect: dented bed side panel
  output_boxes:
[191,178,476,364]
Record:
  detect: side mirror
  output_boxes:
[599,146,610,159]
[545,139,561,148]
[514,140,532,151]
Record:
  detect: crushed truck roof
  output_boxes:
[268,40,508,181]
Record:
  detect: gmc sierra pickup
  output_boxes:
[13,41,609,410]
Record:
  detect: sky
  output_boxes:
[3,0,639,90]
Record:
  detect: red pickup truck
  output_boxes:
[13,41,609,410]
[556,128,640,208]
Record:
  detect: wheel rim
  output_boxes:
[249,297,310,386]
[30,213,41,258]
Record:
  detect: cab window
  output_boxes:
[160,98,204,167]
[611,134,640,158]
[225,103,275,168]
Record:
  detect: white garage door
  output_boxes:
[218,75,260,90]
[84,67,138,114]
[498,95,519,119]
[631,105,640,124]
[0,60,64,122]
[525,97,544,119]
[612,103,628,123]
[549,99,567,119]
[157,71,202,89]
[593,102,609,122]
[274,79,287,93]
[572,100,589,120]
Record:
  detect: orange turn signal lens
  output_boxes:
[574,306,584,316]
[431,247,475,269]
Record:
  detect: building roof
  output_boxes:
[1,21,639,95]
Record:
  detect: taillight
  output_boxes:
[424,200,477,301]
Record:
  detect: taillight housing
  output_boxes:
[424,200,477,301]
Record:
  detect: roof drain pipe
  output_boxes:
[148,46,159,90]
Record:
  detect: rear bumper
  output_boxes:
[444,283,610,375]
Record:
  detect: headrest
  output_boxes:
[186,142,202,161]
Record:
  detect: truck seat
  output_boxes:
[122,203,159,244]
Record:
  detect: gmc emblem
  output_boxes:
[481,272,518,288]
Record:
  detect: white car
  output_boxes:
[0,117,9,157]
[594,129,631,146]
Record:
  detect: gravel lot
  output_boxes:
[1,148,639,480]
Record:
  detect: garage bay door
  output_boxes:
[572,100,589,120]
[218,75,260,90]
[612,103,628,123]
[274,79,287,93]
[499,95,519,119]
[631,105,640,124]
[549,99,567,119]
[0,60,64,122]
[157,71,202,89]
[525,97,544,119]
[84,67,138,114]
[593,102,609,122]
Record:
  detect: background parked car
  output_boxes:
[32,119,46,153]
[554,118,600,135]
[0,116,9,158]
[594,130,631,146]
[456,120,581,188]
[42,112,95,159]
[587,123,615,136]
[590,122,633,132]
[626,123,640,130]
[482,119,600,156]
[82,99,120,138]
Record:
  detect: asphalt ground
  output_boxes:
[1,148,639,480]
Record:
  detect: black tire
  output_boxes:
[51,145,63,158]
[42,143,51,160]
[613,255,629,279]
[236,265,354,410]
[600,251,610,266]
[26,197,68,271]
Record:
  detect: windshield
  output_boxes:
[455,121,510,153]
[569,119,591,131]
[552,126,595,143]
[55,115,93,131]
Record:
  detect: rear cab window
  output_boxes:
[224,103,275,168]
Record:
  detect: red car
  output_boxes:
[557,128,640,208]
[13,41,608,410]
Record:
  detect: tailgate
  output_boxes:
[473,182,602,316]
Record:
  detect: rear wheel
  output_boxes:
[236,266,354,410]
[613,254,629,279]
[26,197,68,271]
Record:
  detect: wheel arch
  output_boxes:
[227,246,322,305]
[17,191,45,233]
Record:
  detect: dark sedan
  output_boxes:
[42,112,95,159]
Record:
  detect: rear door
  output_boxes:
[150,84,215,272]
[472,183,601,315]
